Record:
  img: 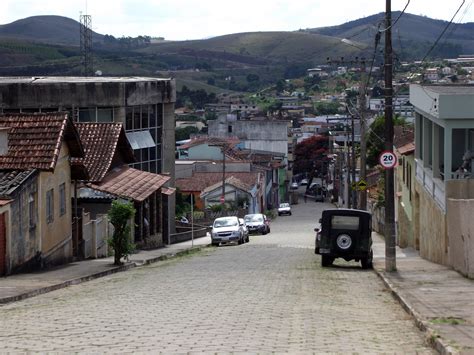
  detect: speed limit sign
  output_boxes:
[379,151,397,169]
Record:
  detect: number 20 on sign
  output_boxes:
[379,151,397,169]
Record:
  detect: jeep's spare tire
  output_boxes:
[336,233,352,250]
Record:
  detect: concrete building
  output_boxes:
[0,76,177,237]
[208,116,292,202]
[410,84,474,278]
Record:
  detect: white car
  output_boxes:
[290,182,299,190]
[211,216,247,246]
[300,179,308,186]
[278,203,292,216]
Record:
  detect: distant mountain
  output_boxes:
[0,12,473,81]
[308,12,474,58]
[0,15,103,45]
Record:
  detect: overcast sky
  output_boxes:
[1,0,472,41]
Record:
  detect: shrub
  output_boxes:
[108,200,136,265]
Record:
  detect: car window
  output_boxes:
[245,215,263,222]
[280,203,289,208]
[331,215,360,230]
[214,218,238,227]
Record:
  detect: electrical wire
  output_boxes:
[420,0,466,64]
[379,0,411,32]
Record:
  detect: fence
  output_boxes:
[82,213,111,259]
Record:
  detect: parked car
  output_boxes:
[211,216,247,246]
[290,182,299,190]
[278,202,292,216]
[315,209,373,269]
[309,184,325,202]
[300,179,308,186]
[239,218,250,242]
[244,213,270,235]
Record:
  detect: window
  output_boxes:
[59,183,66,216]
[228,125,233,133]
[29,194,36,228]
[331,215,360,230]
[46,189,54,223]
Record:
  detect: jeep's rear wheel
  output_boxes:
[321,255,334,267]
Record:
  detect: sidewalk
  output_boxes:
[0,235,211,305]
[372,233,474,355]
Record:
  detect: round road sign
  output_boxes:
[379,151,397,169]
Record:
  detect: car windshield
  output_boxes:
[245,215,263,222]
[214,218,238,227]
[331,215,360,230]
[279,203,289,208]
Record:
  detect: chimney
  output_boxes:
[0,128,10,155]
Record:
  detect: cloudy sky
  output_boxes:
[1,0,472,40]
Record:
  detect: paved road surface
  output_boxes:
[0,198,433,353]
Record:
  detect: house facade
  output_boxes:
[0,113,88,275]
[0,76,177,236]
[410,84,474,278]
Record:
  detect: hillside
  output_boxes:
[0,12,473,85]
[0,15,103,45]
[308,12,474,57]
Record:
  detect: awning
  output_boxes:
[87,166,170,202]
[125,130,156,150]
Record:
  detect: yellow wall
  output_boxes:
[414,180,448,265]
[38,142,73,260]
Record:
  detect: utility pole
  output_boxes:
[221,146,226,205]
[351,114,357,208]
[384,0,397,272]
[358,59,368,211]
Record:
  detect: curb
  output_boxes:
[373,265,458,355]
[0,244,209,305]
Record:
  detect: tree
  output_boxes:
[175,126,199,141]
[314,101,340,115]
[366,115,407,167]
[108,200,136,265]
[294,135,330,176]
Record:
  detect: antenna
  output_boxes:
[80,11,93,76]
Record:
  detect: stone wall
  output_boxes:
[447,199,474,279]
[415,180,448,265]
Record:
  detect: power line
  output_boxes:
[420,0,466,64]
[379,0,411,32]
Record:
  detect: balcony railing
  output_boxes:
[415,159,446,211]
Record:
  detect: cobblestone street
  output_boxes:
[0,199,433,353]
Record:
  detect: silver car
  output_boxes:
[211,216,247,246]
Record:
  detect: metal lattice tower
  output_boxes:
[80,14,93,76]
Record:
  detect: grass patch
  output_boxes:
[430,317,466,325]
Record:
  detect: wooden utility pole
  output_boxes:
[384,0,397,272]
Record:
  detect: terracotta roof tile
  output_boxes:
[0,169,36,197]
[179,136,240,150]
[176,172,260,193]
[394,126,414,149]
[0,113,84,171]
[74,123,134,182]
[87,166,170,202]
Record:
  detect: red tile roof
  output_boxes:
[74,123,135,182]
[87,166,170,202]
[397,142,415,155]
[176,172,260,193]
[394,126,414,149]
[0,113,84,171]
